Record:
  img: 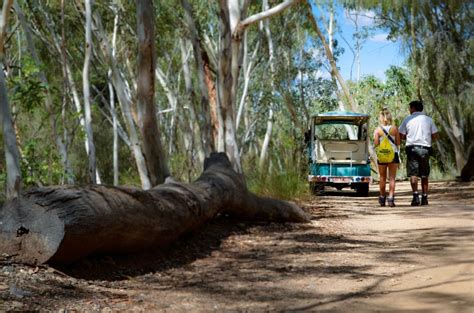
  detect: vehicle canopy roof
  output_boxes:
[312,111,369,125]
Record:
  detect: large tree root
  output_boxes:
[0,153,310,265]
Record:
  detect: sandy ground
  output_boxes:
[0,180,473,312]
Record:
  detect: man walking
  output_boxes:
[399,100,439,206]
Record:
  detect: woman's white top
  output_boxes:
[380,125,398,153]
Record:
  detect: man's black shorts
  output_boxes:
[406,145,431,178]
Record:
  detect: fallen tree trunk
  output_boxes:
[0,153,309,265]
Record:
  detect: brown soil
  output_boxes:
[1,181,473,312]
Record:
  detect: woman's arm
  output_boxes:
[392,125,401,146]
[373,127,380,146]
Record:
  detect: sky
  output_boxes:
[332,7,406,82]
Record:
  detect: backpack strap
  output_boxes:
[380,126,396,145]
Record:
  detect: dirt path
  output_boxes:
[1,181,473,312]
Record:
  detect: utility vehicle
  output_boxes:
[308,111,371,196]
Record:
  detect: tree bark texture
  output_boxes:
[136,0,170,186]
[259,0,276,169]
[181,0,215,154]
[109,5,120,186]
[0,153,310,265]
[0,0,22,199]
[83,0,99,184]
[218,0,243,173]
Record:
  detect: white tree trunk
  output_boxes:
[83,0,98,184]
[236,29,260,131]
[354,13,361,82]
[92,13,152,189]
[218,0,296,173]
[41,8,99,183]
[65,53,104,182]
[328,7,333,54]
[428,92,467,172]
[0,72,21,199]
[259,109,274,168]
[109,5,119,186]
[0,0,21,199]
[179,39,200,166]
[258,0,276,169]
[114,71,152,189]
[155,67,178,155]
[217,0,242,172]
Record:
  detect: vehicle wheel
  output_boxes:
[310,183,325,195]
[355,183,369,197]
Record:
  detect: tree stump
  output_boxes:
[0,153,310,264]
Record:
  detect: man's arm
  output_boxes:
[431,119,439,142]
[399,118,407,141]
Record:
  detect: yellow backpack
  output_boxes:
[375,126,395,163]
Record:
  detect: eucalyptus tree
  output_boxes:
[82,0,99,184]
[342,9,370,82]
[181,0,216,155]
[136,0,170,186]
[108,3,119,186]
[92,6,152,189]
[23,1,107,184]
[217,0,298,173]
[258,0,277,169]
[0,0,22,199]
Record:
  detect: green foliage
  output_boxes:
[351,66,414,132]
[8,56,45,113]
[245,159,309,201]
[1,0,467,195]
[169,152,202,183]
[245,120,310,200]
[21,139,64,186]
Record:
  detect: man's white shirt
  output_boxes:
[399,112,438,147]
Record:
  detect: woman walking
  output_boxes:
[374,108,400,207]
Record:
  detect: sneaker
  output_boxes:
[387,197,395,207]
[421,194,428,206]
[411,193,420,206]
[378,195,386,207]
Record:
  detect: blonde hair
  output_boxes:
[379,108,393,126]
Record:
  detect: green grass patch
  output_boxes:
[245,163,310,200]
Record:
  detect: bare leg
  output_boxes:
[378,164,388,196]
[421,177,429,194]
[388,163,398,197]
[410,176,418,193]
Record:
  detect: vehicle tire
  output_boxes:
[355,183,369,197]
[310,183,325,195]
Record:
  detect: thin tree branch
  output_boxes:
[237,0,297,35]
